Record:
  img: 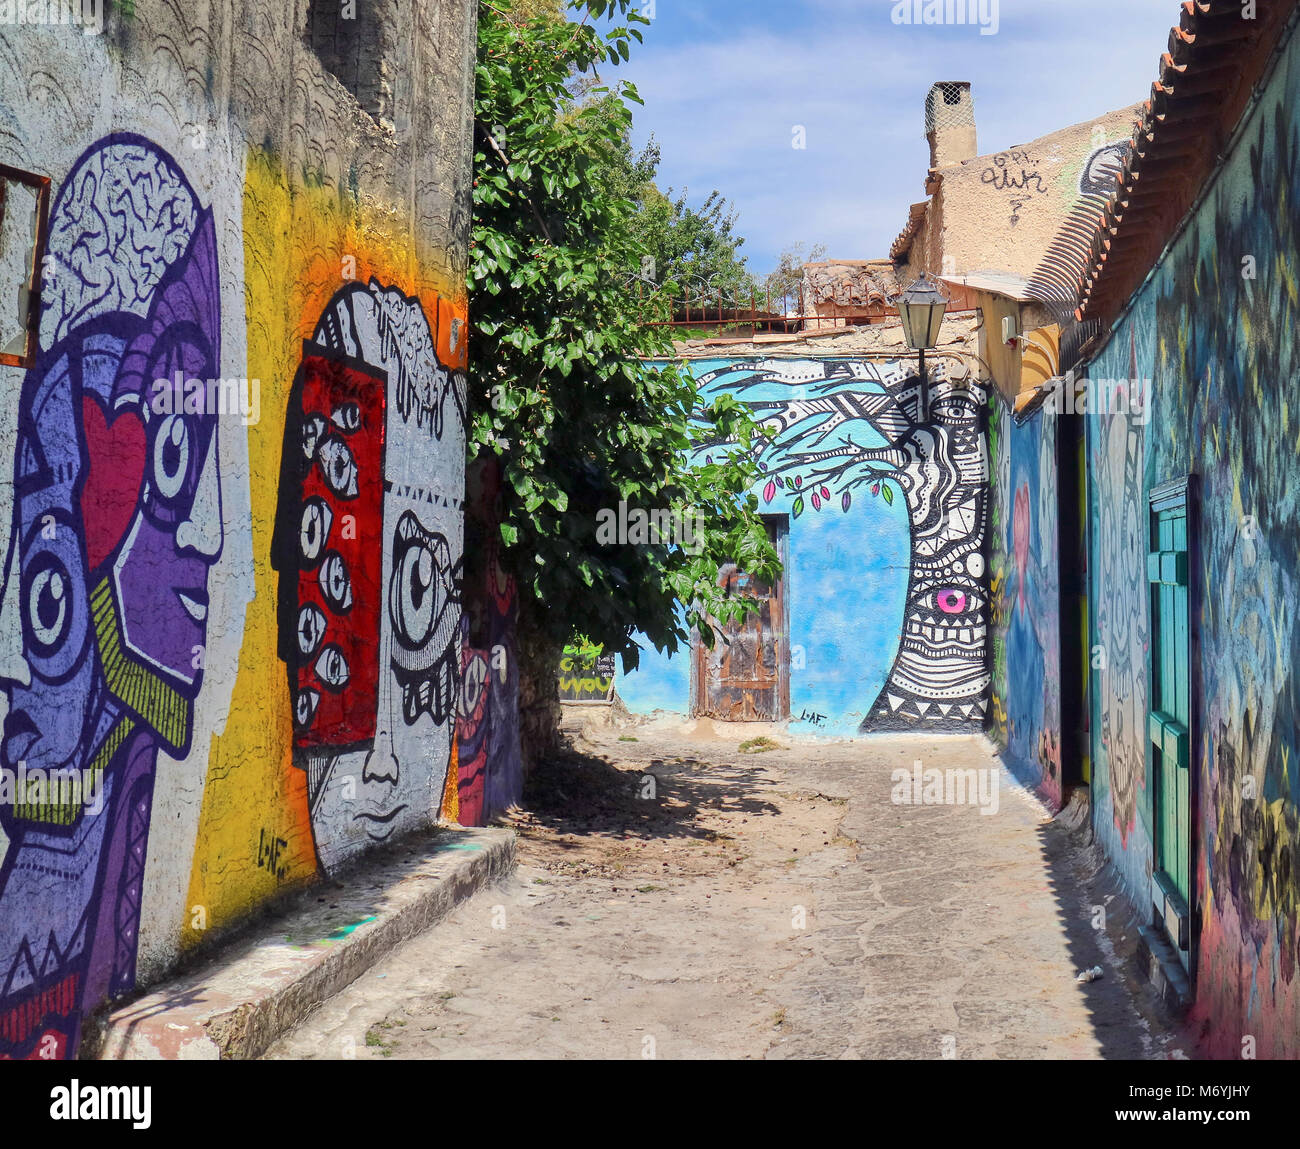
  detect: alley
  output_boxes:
[266,719,1187,1060]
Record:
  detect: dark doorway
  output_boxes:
[1058,411,1088,790]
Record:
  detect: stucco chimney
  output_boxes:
[925,81,977,169]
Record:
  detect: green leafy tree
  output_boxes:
[468,0,780,705]
[578,94,755,320]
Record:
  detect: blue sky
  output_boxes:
[607,0,1182,276]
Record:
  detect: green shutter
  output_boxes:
[1148,492,1193,914]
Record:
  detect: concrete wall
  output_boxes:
[1083,23,1300,1057]
[619,355,990,737]
[900,107,1139,282]
[0,0,477,1059]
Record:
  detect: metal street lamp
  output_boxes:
[897,273,949,421]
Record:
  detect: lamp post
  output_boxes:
[897,273,950,422]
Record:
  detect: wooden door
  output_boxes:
[692,516,788,721]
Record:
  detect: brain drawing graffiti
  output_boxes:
[0,135,221,1060]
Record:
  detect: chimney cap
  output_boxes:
[925,82,976,134]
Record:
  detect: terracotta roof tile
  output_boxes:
[890,202,929,262]
[1074,0,1299,324]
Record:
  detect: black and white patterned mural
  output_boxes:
[689,358,990,732]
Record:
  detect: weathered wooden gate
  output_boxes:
[691,516,789,721]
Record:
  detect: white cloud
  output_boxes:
[618,0,1181,272]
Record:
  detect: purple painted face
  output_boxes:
[0,353,97,775]
[99,213,224,709]
[0,136,223,1064]
[0,206,223,775]
[112,333,223,690]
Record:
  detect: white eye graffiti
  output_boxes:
[295,687,320,729]
[387,511,460,727]
[316,436,358,500]
[459,652,488,719]
[319,551,353,614]
[393,531,438,648]
[296,602,328,657]
[28,563,69,651]
[302,414,328,460]
[153,414,190,500]
[299,497,333,567]
[331,402,361,434]
[314,643,350,692]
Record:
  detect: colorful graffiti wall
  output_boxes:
[619,357,990,736]
[1085,22,1300,1056]
[988,393,1062,808]
[0,1,479,1058]
[558,647,616,703]
[454,458,522,828]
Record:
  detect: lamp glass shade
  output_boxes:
[898,275,949,351]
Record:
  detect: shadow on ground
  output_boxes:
[514,737,783,847]
[1033,786,1193,1059]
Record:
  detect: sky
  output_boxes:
[606,0,1182,277]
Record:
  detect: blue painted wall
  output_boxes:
[619,356,988,736]
[989,394,1062,806]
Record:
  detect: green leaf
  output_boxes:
[467,1,775,662]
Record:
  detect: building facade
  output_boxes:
[0,0,506,1059]
[1072,0,1300,1056]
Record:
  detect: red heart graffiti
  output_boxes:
[80,397,147,573]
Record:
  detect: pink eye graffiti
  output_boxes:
[936,589,968,614]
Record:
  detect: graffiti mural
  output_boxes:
[1078,140,1132,197]
[275,352,387,756]
[1027,137,1136,319]
[683,358,989,732]
[1081,24,1300,1056]
[988,394,1062,807]
[453,457,521,827]
[558,649,616,702]
[273,281,465,873]
[0,135,221,1058]
[454,548,519,826]
[0,0,483,1062]
[987,393,1011,745]
[1089,328,1151,847]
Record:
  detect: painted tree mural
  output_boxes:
[691,358,990,732]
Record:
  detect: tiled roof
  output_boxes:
[803,260,901,308]
[670,312,982,360]
[890,202,929,262]
[1074,0,1299,324]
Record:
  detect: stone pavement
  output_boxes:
[92,827,514,1059]
[265,721,1188,1060]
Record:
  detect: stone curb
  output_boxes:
[92,826,516,1060]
